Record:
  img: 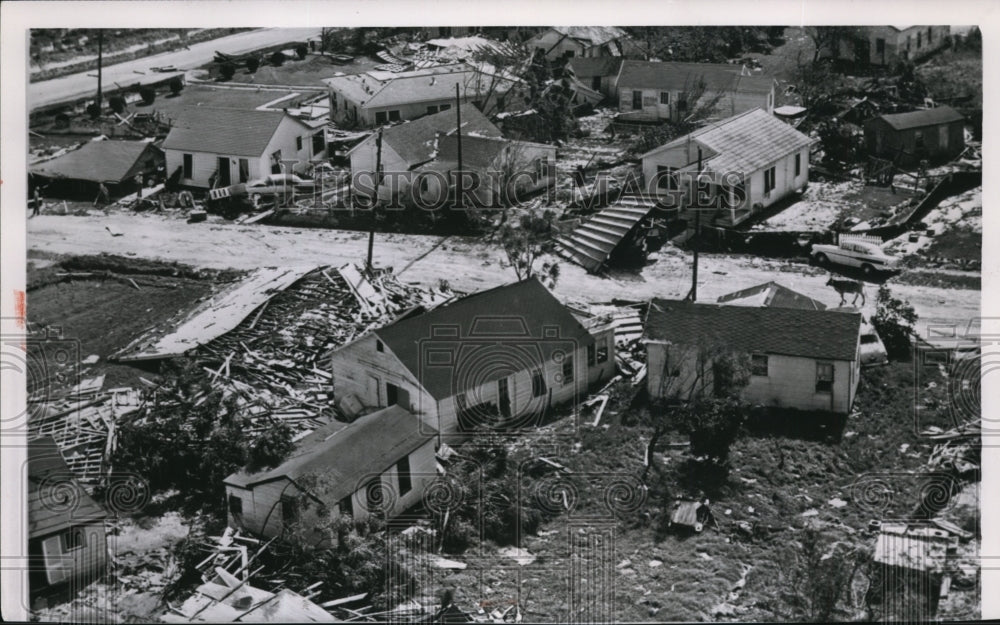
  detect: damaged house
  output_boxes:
[616,61,775,123]
[29,139,163,199]
[525,26,639,61]
[224,406,437,537]
[324,64,519,128]
[864,105,966,167]
[326,278,616,439]
[162,108,323,188]
[643,299,862,415]
[640,108,815,226]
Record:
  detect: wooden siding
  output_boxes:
[618,85,773,122]
[31,521,107,590]
[864,119,965,166]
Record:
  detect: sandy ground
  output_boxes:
[27,213,980,338]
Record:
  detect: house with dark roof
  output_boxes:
[224,406,437,537]
[864,105,965,166]
[616,60,775,123]
[324,63,519,128]
[641,108,816,226]
[525,27,640,61]
[162,108,322,188]
[643,299,862,414]
[28,437,108,597]
[326,278,616,438]
[29,140,163,198]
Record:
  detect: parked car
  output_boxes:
[811,238,900,275]
[859,317,889,366]
[208,173,316,205]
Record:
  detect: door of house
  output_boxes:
[939,125,949,150]
[592,75,602,91]
[497,377,512,418]
[367,374,381,407]
[217,157,231,186]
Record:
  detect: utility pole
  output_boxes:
[96,31,104,112]
[454,83,463,208]
[367,127,383,272]
[687,147,703,302]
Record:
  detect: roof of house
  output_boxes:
[372,103,502,167]
[373,278,595,400]
[643,298,862,361]
[29,140,161,184]
[325,64,514,110]
[717,281,828,311]
[162,108,307,157]
[567,57,623,77]
[874,105,965,131]
[617,60,774,94]
[550,26,628,46]
[642,108,815,175]
[224,406,435,496]
[28,436,107,538]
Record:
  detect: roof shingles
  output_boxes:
[162,108,306,157]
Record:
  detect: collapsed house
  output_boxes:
[640,108,816,227]
[525,26,638,61]
[565,57,624,100]
[643,299,863,414]
[28,437,108,600]
[326,277,617,439]
[28,139,164,199]
[162,108,324,188]
[324,64,519,128]
[615,61,775,123]
[864,105,966,167]
[224,406,438,537]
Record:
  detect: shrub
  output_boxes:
[219,62,236,80]
[109,95,126,114]
[270,51,286,66]
[139,86,156,105]
[246,56,260,73]
[169,76,184,95]
[86,102,100,119]
[295,43,308,60]
[872,285,918,359]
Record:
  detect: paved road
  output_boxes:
[30,27,324,110]
[26,213,980,338]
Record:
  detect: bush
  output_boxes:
[270,51,286,67]
[169,76,184,95]
[872,285,918,359]
[219,62,236,80]
[295,43,308,60]
[139,86,156,105]
[246,56,260,73]
[109,95,126,114]
[86,102,100,119]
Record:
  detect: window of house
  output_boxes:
[238,158,249,183]
[659,91,670,105]
[270,150,282,174]
[816,362,834,393]
[632,90,643,110]
[339,494,353,517]
[562,355,574,385]
[915,130,925,149]
[427,105,439,115]
[396,455,412,495]
[763,166,776,194]
[61,527,85,551]
[388,110,401,122]
[531,369,546,397]
[296,136,303,151]
[587,343,596,367]
[794,153,801,177]
[182,153,193,179]
[375,111,388,125]
[376,339,384,352]
[751,353,769,377]
[597,338,609,364]
[657,166,677,190]
[281,496,299,525]
[228,494,243,516]
[440,103,451,111]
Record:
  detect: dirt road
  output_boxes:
[27,214,980,337]
[30,27,323,110]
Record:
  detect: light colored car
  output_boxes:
[859,317,889,366]
[208,173,316,204]
[811,238,900,275]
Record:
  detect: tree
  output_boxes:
[169,76,184,96]
[109,95,126,114]
[295,43,308,60]
[246,56,260,73]
[872,284,918,359]
[626,75,726,158]
[782,527,867,621]
[270,51,286,67]
[803,26,869,65]
[497,208,560,287]
[139,86,156,105]
[219,62,236,80]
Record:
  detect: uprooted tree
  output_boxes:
[498,208,560,288]
[110,358,295,515]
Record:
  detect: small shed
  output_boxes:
[28,436,108,598]
[864,105,965,166]
[29,140,164,199]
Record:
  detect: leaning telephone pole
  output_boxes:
[687,147,703,302]
[367,127,383,272]
[96,31,104,112]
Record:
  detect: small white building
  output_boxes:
[162,108,323,189]
[640,108,816,227]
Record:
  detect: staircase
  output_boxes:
[555,195,660,273]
